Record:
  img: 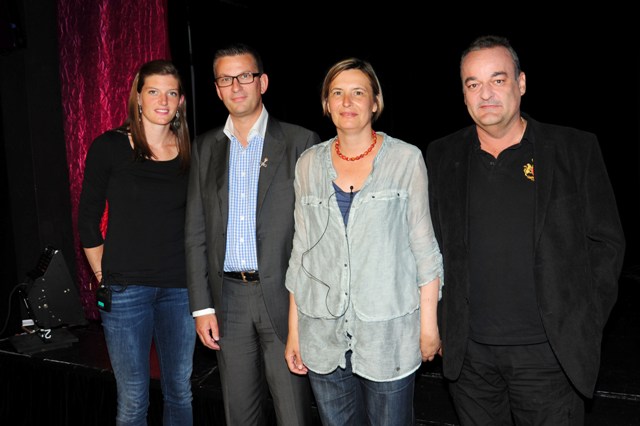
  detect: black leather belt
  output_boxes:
[224,271,260,282]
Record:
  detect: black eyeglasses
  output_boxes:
[215,72,262,87]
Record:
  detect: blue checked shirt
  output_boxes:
[222,108,269,272]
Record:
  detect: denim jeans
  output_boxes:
[101,285,196,426]
[308,351,416,426]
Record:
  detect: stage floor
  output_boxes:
[1,275,639,425]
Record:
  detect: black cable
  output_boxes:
[300,191,352,318]
[0,282,28,336]
[301,192,335,266]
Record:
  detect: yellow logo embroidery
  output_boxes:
[523,160,534,182]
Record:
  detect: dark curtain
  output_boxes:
[57,0,171,320]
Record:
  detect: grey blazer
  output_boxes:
[425,114,625,398]
[185,116,320,342]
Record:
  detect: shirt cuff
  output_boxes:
[192,307,215,317]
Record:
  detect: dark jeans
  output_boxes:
[449,339,585,426]
[308,350,416,426]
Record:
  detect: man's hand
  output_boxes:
[195,313,220,350]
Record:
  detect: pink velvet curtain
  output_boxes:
[57,0,171,320]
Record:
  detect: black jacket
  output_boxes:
[425,115,625,397]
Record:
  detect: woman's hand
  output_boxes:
[285,293,308,374]
[420,324,441,362]
[420,278,441,362]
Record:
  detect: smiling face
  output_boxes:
[326,69,378,132]
[137,74,183,127]
[461,46,526,128]
[214,53,268,119]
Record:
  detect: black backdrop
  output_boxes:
[167,2,640,265]
[1,2,638,337]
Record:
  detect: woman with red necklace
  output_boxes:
[284,58,444,426]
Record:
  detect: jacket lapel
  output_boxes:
[210,131,230,227]
[531,121,555,249]
[256,118,285,217]
[458,127,475,248]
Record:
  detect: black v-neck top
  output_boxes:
[78,130,188,288]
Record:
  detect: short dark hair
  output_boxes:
[213,42,264,77]
[461,35,521,78]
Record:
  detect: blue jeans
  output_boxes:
[308,351,416,426]
[101,285,196,426]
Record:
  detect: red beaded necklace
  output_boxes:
[334,130,377,161]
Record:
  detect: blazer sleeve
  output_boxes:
[582,134,626,326]
[185,135,214,312]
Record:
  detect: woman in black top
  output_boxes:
[78,60,195,425]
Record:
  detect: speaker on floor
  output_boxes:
[23,246,87,330]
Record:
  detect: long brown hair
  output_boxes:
[121,59,191,172]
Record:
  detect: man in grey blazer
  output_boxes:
[425,35,625,425]
[185,43,319,425]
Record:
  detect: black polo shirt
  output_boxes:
[468,135,546,345]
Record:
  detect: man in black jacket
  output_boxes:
[425,35,625,425]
